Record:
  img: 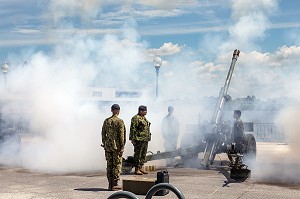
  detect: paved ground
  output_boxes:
[0,142,300,199]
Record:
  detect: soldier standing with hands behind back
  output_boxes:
[129,105,151,175]
[101,104,126,191]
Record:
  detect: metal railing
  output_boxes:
[253,123,285,142]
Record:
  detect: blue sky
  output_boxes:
[0,0,299,56]
[0,0,300,99]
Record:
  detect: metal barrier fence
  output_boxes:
[107,183,185,199]
[186,122,286,142]
[253,123,285,142]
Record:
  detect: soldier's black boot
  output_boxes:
[134,166,143,175]
[108,179,113,191]
[139,166,148,174]
[112,180,122,190]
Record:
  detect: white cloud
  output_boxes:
[273,45,300,60]
[13,29,41,34]
[146,42,183,63]
[97,7,186,23]
[214,0,279,54]
[191,61,224,73]
[137,0,198,9]
[49,0,103,23]
[158,42,182,56]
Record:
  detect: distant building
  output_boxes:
[80,87,144,102]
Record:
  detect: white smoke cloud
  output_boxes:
[0,18,155,173]
[231,0,278,18]
[199,0,278,55]
[251,102,300,183]
[227,13,269,50]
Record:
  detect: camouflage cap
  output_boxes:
[111,104,120,110]
[138,105,147,111]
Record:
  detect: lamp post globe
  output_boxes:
[2,62,9,75]
[2,62,9,87]
[153,54,162,99]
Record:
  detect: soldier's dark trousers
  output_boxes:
[234,137,246,154]
[105,150,122,184]
[133,141,148,167]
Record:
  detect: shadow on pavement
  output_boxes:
[218,169,247,187]
[74,188,109,192]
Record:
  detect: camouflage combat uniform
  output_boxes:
[233,118,245,153]
[129,114,151,167]
[101,115,126,184]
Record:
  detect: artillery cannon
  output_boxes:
[122,49,256,180]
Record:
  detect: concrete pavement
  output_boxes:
[0,142,299,199]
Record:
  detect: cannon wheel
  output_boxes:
[243,134,256,162]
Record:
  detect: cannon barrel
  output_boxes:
[212,49,240,124]
[201,49,240,168]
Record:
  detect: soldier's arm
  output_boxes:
[129,117,137,141]
[123,121,126,145]
[119,120,126,150]
[175,117,180,137]
[237,121,245,135]
[101,120,107,145]
[161,118,167,139]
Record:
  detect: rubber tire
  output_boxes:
[243,134,256,162]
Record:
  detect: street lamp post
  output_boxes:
[153,54,162,99]
[2,62,9,88]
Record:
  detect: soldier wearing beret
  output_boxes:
[101,104,126,190]
[129,105,151,175]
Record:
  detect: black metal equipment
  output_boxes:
[155,170,169,196]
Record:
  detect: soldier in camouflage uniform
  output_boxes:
[129,105,151,175]
[101,104,126,191]
[232,110,246,153]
